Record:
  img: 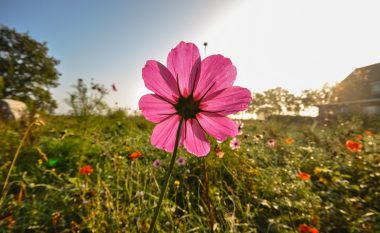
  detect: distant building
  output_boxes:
[319,63,380,118]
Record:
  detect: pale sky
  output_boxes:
[1,0,380,113]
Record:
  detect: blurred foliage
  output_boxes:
[0,25,60,114]
[251,85,337,117]
[0,113,379,232]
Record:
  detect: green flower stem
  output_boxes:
[148,117,184,233]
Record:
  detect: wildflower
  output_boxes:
[112,83,117,92]
[152,159,161,168]
[5,216,16,229]
[214,145,225,158]
[309,227,319,233]
[235,120,244,135]
[313,167,322,175]
[138,41,252,156]
[216,151,224,158]
[80,165,94,175]
[51,211,62,225]
[70,221,81,232]
[356,134,363,140]
[286,137,293,145]
[298,224,319,233]
[129,151,143,159]
[345,140,363,153]
[137,191,144,197]
[298,172,311,181]
[364,130,373,136]
[266,138,277,148]
[318,177,329,184]
[174,180,180,187]
[176,157,186,166]
[298,224,310,233]
[229,137,241,150]
[133,216,139,224]
[33,119,45,127]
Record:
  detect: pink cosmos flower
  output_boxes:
[229,137,241,150]
[176,157,186,166]
[266,138,277,148]
[139,42,252,157]
[152,159,161,168]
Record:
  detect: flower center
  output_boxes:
[175,95,201,119]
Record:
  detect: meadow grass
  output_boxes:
[0,113,379,232]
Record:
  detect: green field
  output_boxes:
[0,113,379,232]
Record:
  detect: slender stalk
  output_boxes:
[1,122,35,206]
[148,117,184,233]
[202,159,215,231]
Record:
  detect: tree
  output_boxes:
[251,87,302,116]
[301,84,337,108]
[0,25,60,113]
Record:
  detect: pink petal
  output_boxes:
[142,60,179,103]
[167,41,201,97]
[139,94,176,123]
[196,112,238,142]
[200,86,252,115]
[193,55,237,100]
[184,119,210,157]
[151,115,185,153]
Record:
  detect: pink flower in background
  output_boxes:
[139,41,252,157]
[229,137,241,150]
[266,138,277,148]
[176,157,186,166]
[152,159,161,168]
[235,120,244,135]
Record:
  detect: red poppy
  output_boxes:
[345,140,363,153]
[286,137,293,145]
[298,224,319,233]
[309,227,319,233]
[298,172,311,181]
[298,224,310,233]
[129,151,143,159]
[356,134,363,140]
[80,165,94,175]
